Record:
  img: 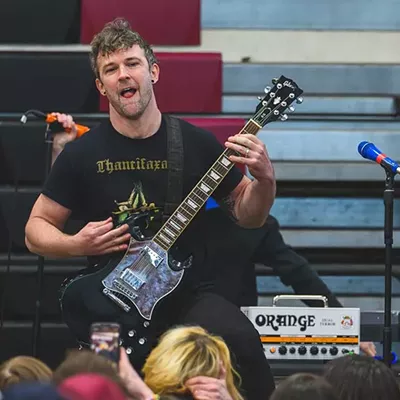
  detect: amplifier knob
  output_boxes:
[310,346,319,355]
[278,346,287,355]
[342,349,349,354]
[298,346,307,355]
[289,347,296,354]
[321,347,327,354]
[329,346,338,356]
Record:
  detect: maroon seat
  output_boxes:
[100,52,222,114]
[184,117,247,174]
[80,0,200,45]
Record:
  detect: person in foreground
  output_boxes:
[322,354,400,400]
[25,18,276,400]
[142,326,242,400]
[269,373,338,400]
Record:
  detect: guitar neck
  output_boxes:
[152,119,262,251]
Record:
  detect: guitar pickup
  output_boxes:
[121,269,145,291]
[142,245,163,268]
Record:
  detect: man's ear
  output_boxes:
[150,63,160,85]
[96,78,106,96]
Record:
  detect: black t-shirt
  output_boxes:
[43,115,243,288]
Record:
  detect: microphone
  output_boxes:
[20,109,90,138]
[358,141,400,175]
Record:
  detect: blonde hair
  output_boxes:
[0,356,52,390]
[143,326,243,400]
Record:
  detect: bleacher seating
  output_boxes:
[201,0,400,30]
[99,52,223,114]
[0,0,80,44]
[81,0,200,45]
[0,51,98,113]
[1,0,400,369]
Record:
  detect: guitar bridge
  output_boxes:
[113,279,138,299]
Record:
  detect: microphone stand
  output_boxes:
[32,123,54,357]
[382,166,396,367]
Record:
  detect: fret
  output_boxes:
[153,232,169,250]
[180,205,196,220]
[165,221,180,235]
[218,156,231,169]
[224,148,239,158]
[153,235,169,250]
[179,204,195,219]
[213,164,226,176]
[199,181,212,195]
[170,218,184,231]
[158,233,172,245]
[203,175,218,190]
[186,197,200,211]
[209,169,222,183]
[163,226,177,239]
[192,189,206,202]
[194,187,208,201]
[175,210,189,223]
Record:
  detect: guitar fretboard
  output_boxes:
[153,119,261,251]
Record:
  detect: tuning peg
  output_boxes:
[272,78,278,84]
[264,86,271,93]
[257,96,263,101]
[280,114,288,121]
[288,106,295,112]
[296,97,304,104]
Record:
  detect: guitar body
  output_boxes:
[60,212,191,360]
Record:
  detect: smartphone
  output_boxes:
[90,322,121,364]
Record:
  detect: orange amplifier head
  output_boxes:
[242,295,360,360]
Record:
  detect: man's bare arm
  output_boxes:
[222,175,275,228]
[25,195,76,257]
[25,195,130,258]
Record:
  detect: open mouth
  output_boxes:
[120,87,137,99]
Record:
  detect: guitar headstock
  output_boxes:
[253,75,303,127]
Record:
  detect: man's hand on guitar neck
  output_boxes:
[71,217,131,256]
[223,133,276,228]
[225,133,274,185]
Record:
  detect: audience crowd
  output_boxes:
[1,324,399,400]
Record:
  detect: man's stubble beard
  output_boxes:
[112,83,153,120]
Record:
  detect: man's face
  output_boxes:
[96,44,159,119]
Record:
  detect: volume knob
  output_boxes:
[278,346,287,355]
[330,346,338,356]
[298,346,307,355]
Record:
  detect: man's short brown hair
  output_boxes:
[89,18,158,79]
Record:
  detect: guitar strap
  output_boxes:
[163,114,184,223]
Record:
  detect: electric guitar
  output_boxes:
[59,76,303,362]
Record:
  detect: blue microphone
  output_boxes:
[358,141,400,175]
